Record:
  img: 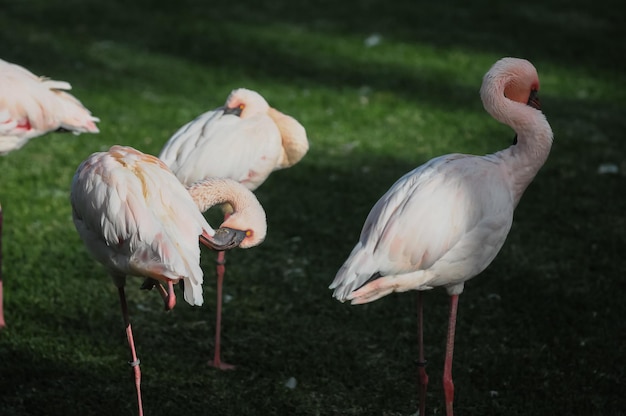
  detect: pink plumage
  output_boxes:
[0,58,100,330]
[0,58,99,155]
[71,145,266,415]
[330,57,553,416]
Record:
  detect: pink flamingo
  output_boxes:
[1,58,99,329]
[71,145,266,416]
[329,57,553,416]
[159,88,308,369]
[0,58,99,154]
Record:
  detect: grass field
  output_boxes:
[1,0,625,415]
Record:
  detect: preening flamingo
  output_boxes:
[329,57,553,416]
[159,87,308,369]
[71,145,266,416]
[0,59,99,329]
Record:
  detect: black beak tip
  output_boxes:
[203,228,247,251]
[527,90,541,110]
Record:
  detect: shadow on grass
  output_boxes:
[0,345,137,416]
[3,0,624,73]
[1,147,625,415]
[1,0,624,117]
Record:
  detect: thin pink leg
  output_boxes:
[209,212,235,370]
[443,294,460,416]
[208,250,235,370]
[118,286,144,416]
[0,204,5,329]
[154,281,177,311]
[417,291,428,415]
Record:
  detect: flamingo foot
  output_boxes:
[163,281,176,311]
[140,278,176,310]
[208,359,236,371]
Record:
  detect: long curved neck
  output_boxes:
[186,177,255,213]
[187,177,267,248]
[484,90,553,206]
[267,108,309,169]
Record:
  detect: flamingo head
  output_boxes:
[200,228,249,251]
[223,88,270,118]
[498,58,541,109]
[219,209,267,249]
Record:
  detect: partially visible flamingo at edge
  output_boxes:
[1,58,100,329]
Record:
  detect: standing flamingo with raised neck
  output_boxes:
[71,145,266,416]
[1,59,99,329]
[159,87,308,369]
[329,57,553,416]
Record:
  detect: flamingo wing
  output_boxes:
[0,109,17,133]
[71,146,211,306]
[158,109,224,168]
[159,109,282,189]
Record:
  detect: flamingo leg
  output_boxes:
[164,281,176,310]
[157,281,177,311]
[208,249,235,370]
[209,211,235,370]
[0,203,5,329]
[140,279,176,310]
[118,286,144,416]
[443,294,460,416]
[417,291,429,415]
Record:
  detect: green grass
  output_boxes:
[1,0,625,415]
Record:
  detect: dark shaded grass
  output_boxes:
[1,0,626,415]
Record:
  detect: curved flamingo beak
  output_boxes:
[200,228,247,251]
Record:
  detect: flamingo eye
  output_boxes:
[239,104,245,110]
[245,230,253,238]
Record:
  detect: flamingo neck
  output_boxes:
[479,64,553,205]
[187,177,252,214]
[492,103,553,206]
[186,177,267,247]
